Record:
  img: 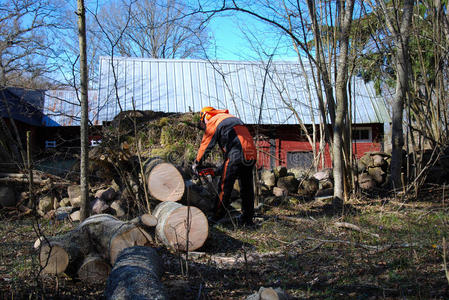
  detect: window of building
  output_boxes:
[352,127,372,142]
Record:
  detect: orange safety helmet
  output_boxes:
[200,106,215,122]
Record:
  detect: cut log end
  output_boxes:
[40,244,69,274]
[110,227,152,265]
[78,255,111,283]
[156,203,208,252]
[147,163,185,202]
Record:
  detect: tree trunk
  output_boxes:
[332,0,355,208]
[144,158,185,202]
[39,214,153,275]
[379,0,414,190]
[104,246,167,300]
[77,0,89,221]
[153,202,208,252]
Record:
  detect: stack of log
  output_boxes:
[37,204,208,280]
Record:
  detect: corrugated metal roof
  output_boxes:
[43,90,99,126]
[97,56,390,125]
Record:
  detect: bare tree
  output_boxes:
[0,0,59,88]
[92,0,211,59]
[195,0,357,208]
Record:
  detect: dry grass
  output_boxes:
[1,187,449,299]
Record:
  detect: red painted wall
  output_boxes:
[252,123,384,170]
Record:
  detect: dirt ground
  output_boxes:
[1,186,449,299]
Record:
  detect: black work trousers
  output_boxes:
[216,157,255,221]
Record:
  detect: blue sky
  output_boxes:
[207,12,297,61]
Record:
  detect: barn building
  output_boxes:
[94,56,390,170]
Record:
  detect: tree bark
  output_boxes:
[104,246,167,300]
[39,214,153,275]
[77,0,89,221]
[332,0,355,207]
[378,0,414,190]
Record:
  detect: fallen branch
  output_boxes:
[305,237,418,254]
[334,222,380,239]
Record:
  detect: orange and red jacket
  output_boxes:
[195,112,257,164]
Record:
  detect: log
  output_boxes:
[144,158,185,202]
[39,214,153,275]
[153,202,208,251]
[79,214,153,265]
[77,254,111,283]
[104,246,167,300]
[39,230,89,275]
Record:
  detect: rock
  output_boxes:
[70,210,80,222]
[55,206,73,220]
[111,200,125,217]
[319,179,333,190]
[43,210,56,220]
[59,197,71,207]
[287,168,309,180]
[368,166,386,184]
[260,170,276,188]
[273,166,288,179]
[297,177,319,197]
[92,199,110,214]
[67,185,81,199]
[372,154,387,168]
[94,187,116,202]
[246,287,289,300]
[277,175,299,194]
[315,188,334,198]
[358,173,375,190]
[0,186,16,208]
[38,195,54,216]
[312,168,332,181]
[273,187,287,197]
[70,195,81,208]
[359,153,373,168]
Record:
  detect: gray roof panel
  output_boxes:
[96,56,390,125]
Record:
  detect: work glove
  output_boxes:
[191,161,200,178]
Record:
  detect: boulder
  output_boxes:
[312,168,332,181]
[70,210,80,222]
[94,187,117,202]
[246,287,289,300]
[358,173,375,190]
[67,185,81,199]
[277,175,299,194]
[315,188,334,198]
[273,187,287,197]
[287,168,309,180]
[92,199,110,214]
[368,166,386,184]
[38,195,54,216]
[55,206,73,221]
[273,166,288,179]
[59,197,71,207]
[70,195,81,208]
[297,177,319,197]
[111,200,125,217]
[260,170,276,188]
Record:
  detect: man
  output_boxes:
[192,106,257,226]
